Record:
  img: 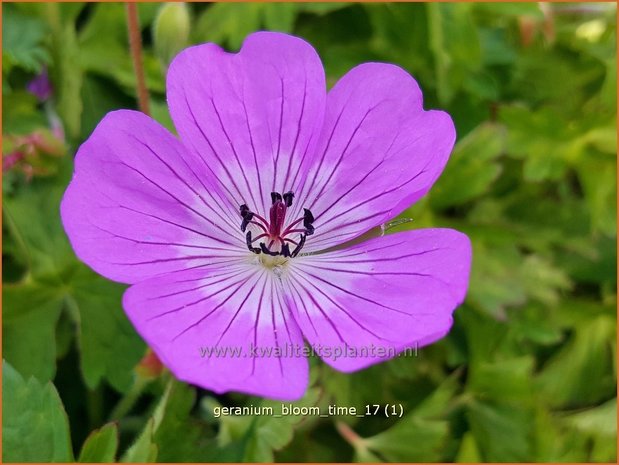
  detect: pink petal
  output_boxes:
[123,263,309,400]
[284,228,471,372]
[293,64,456,252]
[167,31,326,217]
[61,110,245,284]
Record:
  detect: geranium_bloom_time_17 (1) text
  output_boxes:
[60,32,472,400]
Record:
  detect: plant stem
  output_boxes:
[125,3,150,116]
[335,421,362,446]
[108,377,149,421]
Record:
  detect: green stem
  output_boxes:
[2,207,32,275]
[108,377,149,421]
[86,385,105,429]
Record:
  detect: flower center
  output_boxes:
[239,191,314,258]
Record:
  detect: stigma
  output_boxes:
[239,191,314,258]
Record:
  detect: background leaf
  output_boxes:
[2,361,73,462]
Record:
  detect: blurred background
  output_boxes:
[2,2,617,462]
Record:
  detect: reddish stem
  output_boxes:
[126,3,150,116]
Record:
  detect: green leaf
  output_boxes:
[467,240,527,318]
[564,398,617,437]
[455,432,481,462]
[77,3,164,94]
[466,358,536,461]
[2,90,48,135]
[2,361,73,462]
[430,123,506,209]
[78,423,119,462]
[263,3,299,32]
[80,75,134,141]
[361,415,450,462]
[576,154,617,235]
[68,266,145,391]
[122,419,158,463]
[428,3,482,104]
[3,175,145,392]
[3,177,74,276]
[2,5,50,72]
[193,3,263,50]
[127,379,217,462]
[2,281,64,382]
[536,315,616,408]
[474,2,543,18]
[243,388,321,461]
[298,2,350,15]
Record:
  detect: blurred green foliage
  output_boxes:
[2,2,617,463]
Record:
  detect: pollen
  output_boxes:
[259,254,289,273]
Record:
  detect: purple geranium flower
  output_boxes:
[61,32,471,400]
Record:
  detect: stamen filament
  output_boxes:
[251,233,268,243]
[282,228,307,236]
[249,220,269,234]
[251,213,270,228]
[281,217,304,236]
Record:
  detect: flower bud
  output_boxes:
[153,3,190,70]
[135,348,165,379]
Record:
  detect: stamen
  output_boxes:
[249,220,269,234]
[260,242,279,256]
[280,242,291,257]
[291,234,306,258]
[251,213,270,228]
[251,233,268,243]
[283,191,294,207]
[240,204,253,232]
[239,191,314,258]
[303,208,315,236]
[245,231,261,254]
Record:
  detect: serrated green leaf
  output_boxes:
[78,423,119,462]
[455,432,481,462]
[68,266,144,391]
[430,123,506,209]
[465,356,536,462]
[193,3,262,50]
[362,414,450,462]
[2,361,73,462]
[2,5,50,72]
[536,315,616,408]
[243,388,321,462]
[122,418,158,463]
[2,281,64,382]
[3,175,144,392]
